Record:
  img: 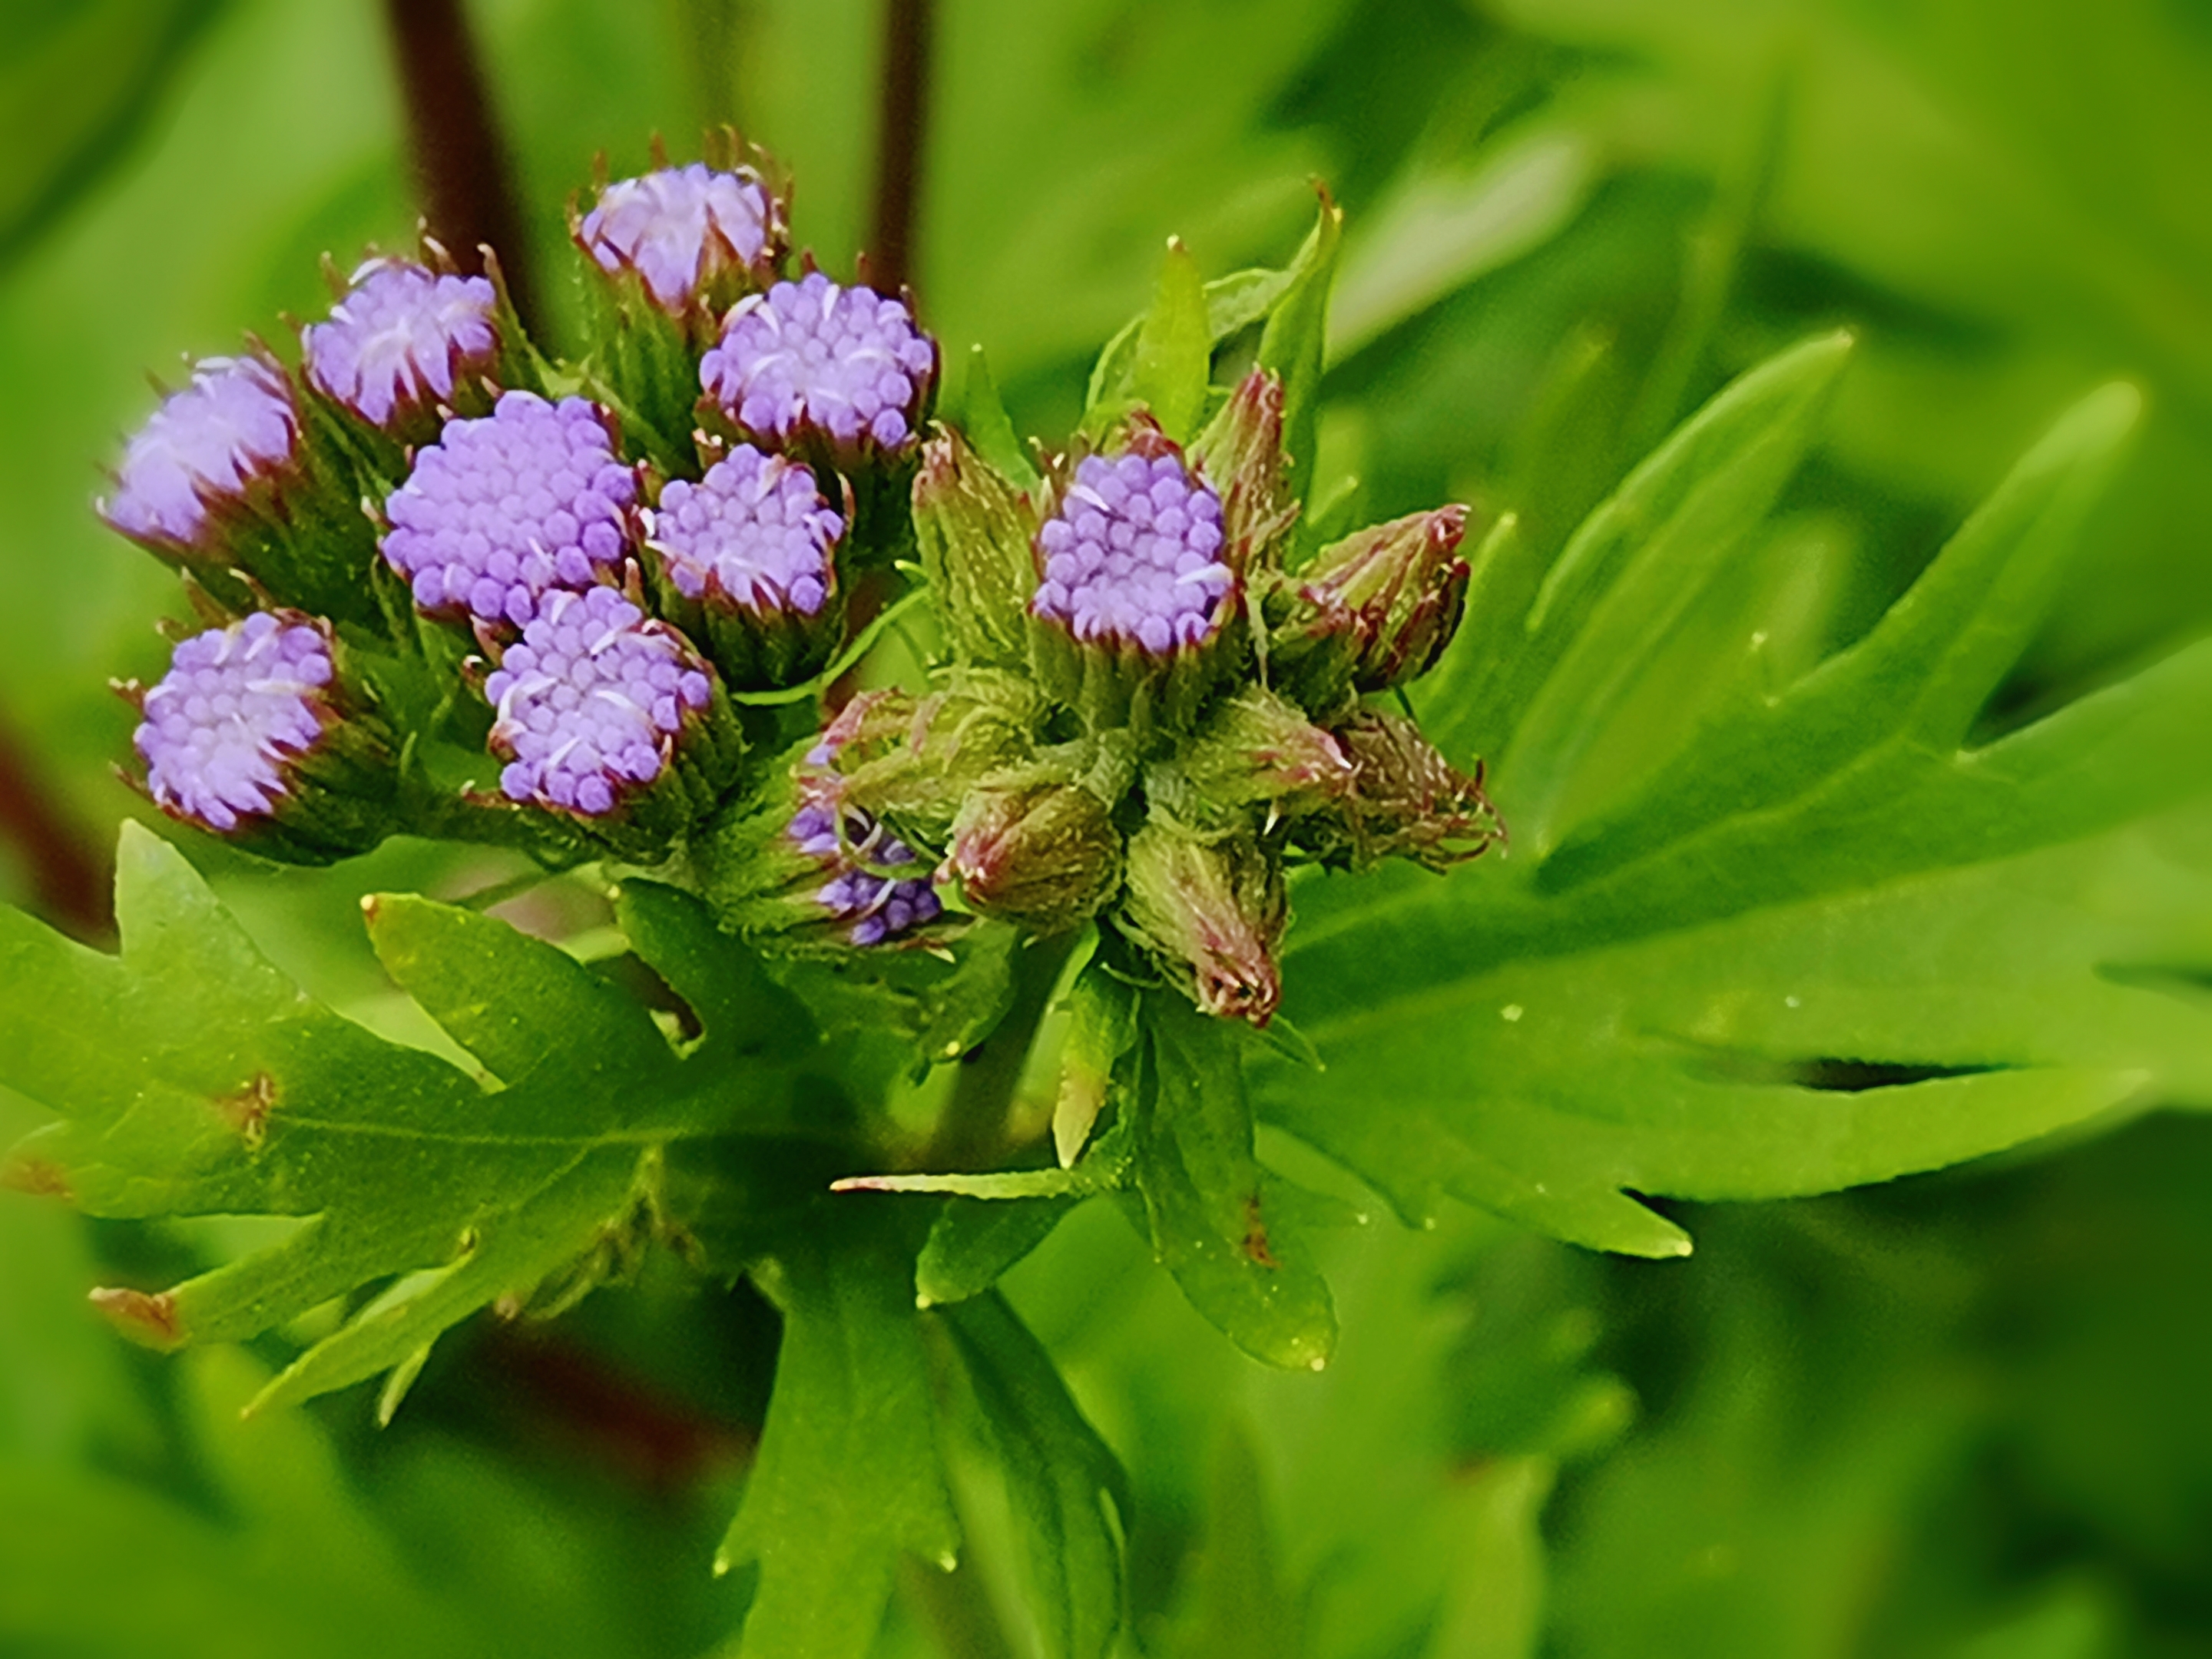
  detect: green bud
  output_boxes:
[1190,367,1299,577]
[1289,708,1502,873]
[1147,686,1355,830]
[1118,821,1286,1027]
[1264,506,1472,710]
[947,779,1124,935]
[913,426,1039,671]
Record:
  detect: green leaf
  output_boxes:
[0,828,802,1409]
[1256,192,1345,508]
[942,1291,1128,1659]
[719,1207,959,1659]
[1257,369,2212,1257]
[1134,993,1336,1370]
[1132,237,1212,442]
[1157,1424,1302,1659]
[917,1195,1081,1307]
[959,343,1041,492]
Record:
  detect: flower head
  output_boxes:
[303,258,501,430]
[700,271,936,457]
[485,586,713,816]
[578,163,778,313]
[650,445,841,617]
[381,391,637,627]
[134,612,336,832]
[784,796,944,946]
[104,358,297,550]
[1030,451,1231,654]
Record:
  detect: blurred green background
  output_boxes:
[3,0,2210,1654]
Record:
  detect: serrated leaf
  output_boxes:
[719,1207,959,1659]
[1134,993,1336,1370]
[1132,237,1211,442]
[1257,369,2212,1257]
[0,829,804,1408]
[942,1291,1128,1659]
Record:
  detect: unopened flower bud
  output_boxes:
[912,427,1038,671]
[576,161,783,319]
[833,682,1042,850]
[381,391,638,630]
[947,780,1123,935]
[1190,368,1298,576]
[700,271,938,465]
[1266,507,1471,710]
[1289,708,1502,872]
[128,610,396,863]
[484,586,740,854]
[1150,686,1355,829]
[1118,822,1285,1026]
[646,444,846,688]
[303,257,502,435]
[1028,431,1241,733]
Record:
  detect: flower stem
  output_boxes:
[929,929,1080,1170]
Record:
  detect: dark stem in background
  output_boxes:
[382,0,541,332]
[0,718,110,942]
[867,0,935,295]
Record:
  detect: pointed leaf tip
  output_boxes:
[90,1285,186,1350]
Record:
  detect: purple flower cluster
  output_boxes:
[134,612,333,831]
[578,164,775,313]
[786,796,942,946]
[303,259,500,429]
[486,587,712,816]
[104,358,296,548]
[382,391,637,627]
[700,271,935,454]
[1031,452,1232,653]
[650,445,841,616]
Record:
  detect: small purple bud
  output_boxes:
[787,795,945,948]
[134,611,335,833]
[380,391,637,628]
[650,445,842,616]
[484,586,714,818]
[103,357,297,551]
[578,163,780,315]
[700,271,938,461]
[1118,823,1285,1028]
[303,258,500,432]
[1030,449,1232,656]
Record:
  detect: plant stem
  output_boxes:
[929,930,1079,1170]
[868,0,935,295]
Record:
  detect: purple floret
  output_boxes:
[381,391,637,628]
[1030,452,1232,654]
[485,586,713,816]
[104,358,297,548]
[649,445,841,616]
[578,164,775,313]
[785,799,942,946]
[700,271,935,454]
[303,258,499,429]
[134,612,333,832]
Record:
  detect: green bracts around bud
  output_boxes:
[1264,505,1472,710]
[1118,821,1286,1027]
[1147,686,1354,829]
[914,426,1041,672]
[946,779,1124,935]
[1289,709,1502,873]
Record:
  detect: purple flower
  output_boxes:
[700,271,936,455]
[485,586,713,816]
[649,445,842,616]
[104,358,297,548]
[578,164,777,313]
[382,391,637,627]
[1030,452,1232,654]
[303,258,500,429]
[134,612,334,832]
[785,798,943,946]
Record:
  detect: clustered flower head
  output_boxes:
[701,270,937,457]
[486,586,713,816]
[784,796,943,946]
[380,391,637,627]
[104,357,297,550]
[651,445,840,617]
[1031,450,1232,653]
[133,612,334,831]
[303,258,502,431]
[578,161,779,314]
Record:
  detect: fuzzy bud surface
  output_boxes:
[1031,452,1231,654]
[382,391,636,626]
[485,586,711,816]
[134,612,335,832]
[303,260,500,429]
[579,164,777,313]
[700,272,935,455]
[105,358,297,549]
